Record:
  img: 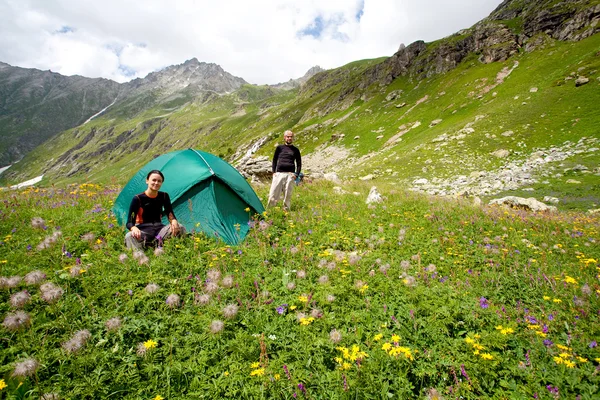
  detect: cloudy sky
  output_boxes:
[0,0,502,85]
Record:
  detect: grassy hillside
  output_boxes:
[1,31,599,211]
[0,181,598,398]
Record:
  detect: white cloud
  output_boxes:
[0,0,502,84]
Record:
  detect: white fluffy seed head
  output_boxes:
[166,294,181,308]
[2,311,31,331]
[209,320,225,334]
[222,304,239,319]
[11,358,39,378]
[145,283,160,294]
[329,329,342,343]
[24,270,46,285]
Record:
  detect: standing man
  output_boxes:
[268,130,302,210]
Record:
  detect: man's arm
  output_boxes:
[295,147,302,175]
[272,146,281,173]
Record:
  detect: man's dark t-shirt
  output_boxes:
[272,144,301,174]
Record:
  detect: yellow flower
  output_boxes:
[552,298,562,303]
[298,295,308,303]
[473,343,485,350]
[153,396,164,400]
[564,276,578,284]
[359,284,369,294]
[556,344,571,351]
[382,342,392,351]
[559,353,570,359]
[576,356,588,363]
[290,305,297,310]
[251,362,260,369]
[274,373,281,380]
[465,337,475,344]
[341,362,352,370]
[144,339,158,349]
[299,317,315,325]
[553,356,563,364]
[224,371,230,376]
[391,334,400,342]
[500,328,515,335]
[250,368,265,376]
[373,333,383,341]
[495,325,504,330]
[480,353,494,360]
[564,360,576,368]
[0,379,7,391]
[543,296,551,300]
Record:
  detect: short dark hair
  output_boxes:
[146,169,165,181]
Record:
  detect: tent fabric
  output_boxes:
[113,149,265,245]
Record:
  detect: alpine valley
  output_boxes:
[1,0,599,211]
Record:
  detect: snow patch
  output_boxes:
[11,175,44,189]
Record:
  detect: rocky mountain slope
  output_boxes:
[1,0,599,211]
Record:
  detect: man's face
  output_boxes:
[284,133,294,144]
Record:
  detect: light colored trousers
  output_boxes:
[268,172,296,210]
[125,223,187,251]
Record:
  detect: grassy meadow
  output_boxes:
[0,180,599,399]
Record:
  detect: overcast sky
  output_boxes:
[0,0,502,85]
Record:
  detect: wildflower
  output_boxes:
[426,388,444,400]
[138,254,149,265]
[251,362,260,368]
[4,275,22,289]
[298,295,308,303]
[310,308,322,318]
[374,334,383,341]
[581,283,592,296]
[105,317,122,332]
[118,253,128,263]
[552,298,562,303]
[205,281,219,293]
[480,353,494,360]
[0,379,6,391]
[153,396,164,400]
[145,283,160,294]
[210,320,225,334]
[11,358,39,378]
[500,327,515,335]
[354,280,366,290]
[382,342,392,351]
[391,334,400,342]
[330,329,342,343]
[403,276,416,287]
[40,282,64,304]
[318,275,329,284]
[326,261,337,270]
[144,339,158,349]
[401,260,411,269]
[222,304,239,319]
[136,343,147,357]
[590,341,597,348]
[10,291,31,308]
[299,317,315,325]
[166,294,181,308]
[379,264,390,274]
[250,368,265,376]
[221,275,234,288]
[132,251,144,260]
[194,293,211,305]
[31,217,46,229]
[326,294,336,303]
[69,266,85,277]
[286,282,296,290]
[296,270,306,279]
[207,269,222,282]
[2,311,31,331]
[479,297,489,309]
[24,270,46,285]
[276,304,287,314]
[81,232,96,243]
[154,247,164,256]
[62,329,92,354]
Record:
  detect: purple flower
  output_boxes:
[276,304,288,315]
[548,314,554,321]
[298,383,306,395]
[590,341,597,348]
[479,297,489,309]
[26,245,32,251]
[543,339,553,347]
[526,315,537,324]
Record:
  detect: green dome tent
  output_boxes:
[113,149,265,245]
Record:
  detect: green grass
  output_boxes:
[0,180,598,399]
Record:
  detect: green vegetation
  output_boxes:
[0,180,598,398]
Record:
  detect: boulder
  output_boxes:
[491,149,510,158]
[575,76,590,87]
[543,196,560,204]
[489,196,557,212]
[324,172,341,184]
[366,186,383,204]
